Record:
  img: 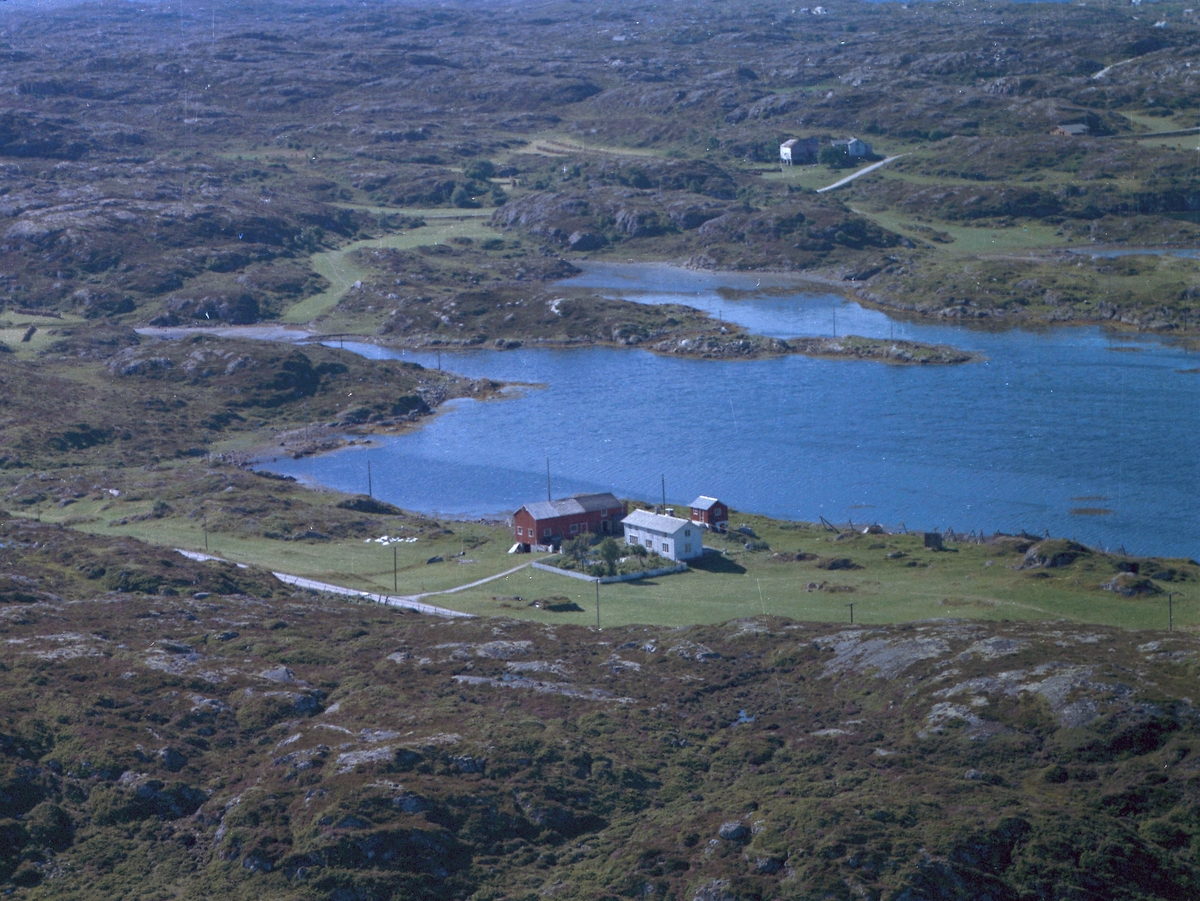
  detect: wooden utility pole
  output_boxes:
[367,460,372,498]
[595,578,601,630]
[847,602,855,624]
[1169,592,1177,632]
[393,546,398,593]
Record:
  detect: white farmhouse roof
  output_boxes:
[622,509,691,535]
[689,496,721,511]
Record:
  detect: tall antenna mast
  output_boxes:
[661,474,666,509]
[547,458,551,501]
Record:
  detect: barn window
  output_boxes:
[570,523,579,533]
[517,527,523,536]
[544,528,551,538]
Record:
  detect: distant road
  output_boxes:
[1092,58,1137,80]
[176,547,527,618]
[816,155,905,193]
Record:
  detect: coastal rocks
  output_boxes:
[1102,573,1162,597]
[692,879,736,901]
[1021,539,1090,569]
[787,336,977,365]
[717,821,750,842]
[817,629,951,679]
[568,230,606,251]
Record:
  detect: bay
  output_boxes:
[257,263,1200,560]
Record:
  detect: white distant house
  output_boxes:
[780,136,819,165]
[622,509,704,562]
[832,137,873,158]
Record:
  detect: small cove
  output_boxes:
[256,262,1200,560]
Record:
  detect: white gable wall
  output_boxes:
[623,520,703,561]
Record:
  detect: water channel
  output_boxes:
[256,263,1200,560]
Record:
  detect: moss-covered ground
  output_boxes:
[3,528,1200,901]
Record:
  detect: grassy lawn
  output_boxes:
[442,524,1192,631]
[32,499,1194,632]
[0,311,87,359]
[761,163,856,192]
[36,494,524,596]
[848,206,1070,255]
[283,215,506,324]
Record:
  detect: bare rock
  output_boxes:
[718,821,749,842]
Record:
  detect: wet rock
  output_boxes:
[817,557,861,571]
[717,821,749,842]
[1021,539,1090,569]
[242,853,273,873]
[568,230,606,251]
[692,878,736,901]
[260,666,296,683]
[1102,574,1161,597]
[451,755,486,774]
[394,793,429,814]
[157,747,187,772]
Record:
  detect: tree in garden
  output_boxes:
[818,144,852,169]
[564,536,592,566]
[599,538,622,577]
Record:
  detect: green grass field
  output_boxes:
[283,213,505,324]
[0,311,87,359]
[31,498,1195,632]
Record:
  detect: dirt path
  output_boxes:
[177,549,532,617]
[270,572,475,617]
[1093,57,1137,80]
[816,155,905,194]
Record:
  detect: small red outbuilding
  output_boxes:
[688,496,729,532]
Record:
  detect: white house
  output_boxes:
[832,137,873,158]
[780,136,819,165]
[621,509,704,562]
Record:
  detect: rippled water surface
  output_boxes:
[258,263,1200,559]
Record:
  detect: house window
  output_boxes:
[570,523,579,533]
[543,528,551,538]
[685,529,691,536]
[685,543,691,553]
[517,527,523,536]
[601,508,608,516]
[662,542,669,552]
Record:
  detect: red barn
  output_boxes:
[688,496,729,532]
[512,493,626,551]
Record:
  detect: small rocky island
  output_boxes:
[653,332,980,364]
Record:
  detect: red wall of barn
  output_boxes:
[513,505,627,542]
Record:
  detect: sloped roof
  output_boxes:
[689,496,722,511]
[519,493,621,521]
[622,509,691,535]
